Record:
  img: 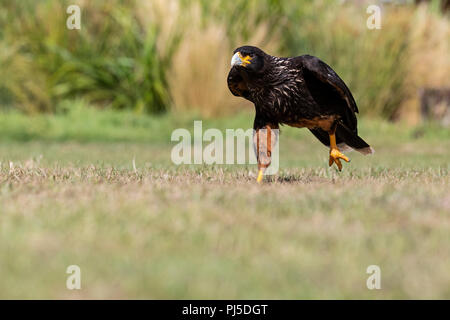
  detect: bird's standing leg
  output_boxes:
[328,124,350,171]
[254,124,278,183]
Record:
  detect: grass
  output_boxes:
[0,110,449,299]
[1,1,449,120]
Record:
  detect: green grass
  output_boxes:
[0,110,449,299]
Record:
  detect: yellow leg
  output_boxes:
[254,124,277,183]
[328,133,350,171]
[257,169,264,183]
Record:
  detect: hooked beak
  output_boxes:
[230,52,252,67]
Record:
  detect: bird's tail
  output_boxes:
[309,126,374,155]
[335,124,374,155]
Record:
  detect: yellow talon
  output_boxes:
[329,148,350,171]
[327,132,350,171]
[256,169,264,183]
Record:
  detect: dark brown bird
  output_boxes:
[227,46,373,182]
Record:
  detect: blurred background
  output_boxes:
[0,0,449,124]
[1,0,449,300]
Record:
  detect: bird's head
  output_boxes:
[230,46,266,73]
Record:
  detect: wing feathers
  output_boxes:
[300,55,359,132]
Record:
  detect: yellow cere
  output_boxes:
[238,52,252,66]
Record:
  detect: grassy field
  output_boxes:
[0,110,449,299]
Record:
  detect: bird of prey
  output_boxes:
[227,46,373,182]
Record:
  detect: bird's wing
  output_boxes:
[227,67,251,100]
[299,55,358,131]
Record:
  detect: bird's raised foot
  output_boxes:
[329,148,350,171]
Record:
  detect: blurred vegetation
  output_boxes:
[0,0,179,113]
[0,101,448,144]
[0,0,449,120]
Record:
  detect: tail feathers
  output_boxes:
[309,126,374,155]
[336,124,374,155]
[338,143,375,155]
[356,146,375,155]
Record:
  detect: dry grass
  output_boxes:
[399,4,450,123]
[165,1,450,119]
[167,2,279,117]
[0,165,448,299]
[0,118,449,299]
[1,1,449,119]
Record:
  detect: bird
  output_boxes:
[227,46,373,182]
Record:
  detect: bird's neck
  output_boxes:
[262,57,295,87]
